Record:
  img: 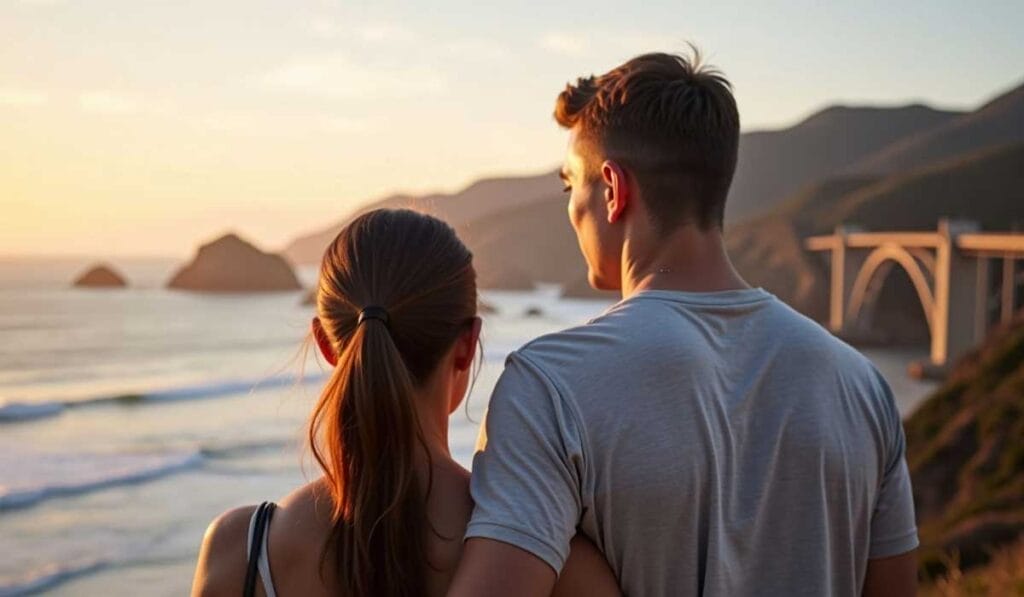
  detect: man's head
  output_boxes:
[555,49,740,290]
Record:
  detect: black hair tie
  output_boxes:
[357,306,389,326]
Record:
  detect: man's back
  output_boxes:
[467,288,918,596]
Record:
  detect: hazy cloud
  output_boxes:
[79,91,142,115]
[308,17,416,44]
[613,33,693,56]
[322,116,370,133]
[0,88,47,107]
[443,38,510,61]
[309,16,342,39]
[194,109,372,136]
[538,31,690,60]
[539,32,589,57]
[261,53,446,99]
[197,110,264,133]
[357,23,416,44]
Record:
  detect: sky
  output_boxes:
[1,0,1022,258]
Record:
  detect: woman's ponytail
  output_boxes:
[310,317,429,596]
[308,209,476,596]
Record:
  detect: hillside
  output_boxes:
[922,535,1024,596]
[284,102,968,274]
[725,104,962,223]
[905,311,1024,577]
[282,77,1020,308]
[852,80,1024,175]
[283,170,558,266]
[725,176,879,317]
[281,104,959,296]
[830,143,1024,231]
[282,169,607,294]
[460,192,594,292]
[727,143,1024,324]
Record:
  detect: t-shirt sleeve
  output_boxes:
[868,370,919,559]
[465,350,585,575]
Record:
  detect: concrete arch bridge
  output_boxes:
[805,220,1024,368]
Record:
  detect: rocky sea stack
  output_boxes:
[72,264,127,288]
[905,310,1024,577]
[168,233,301,293]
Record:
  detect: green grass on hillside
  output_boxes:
[922,537,1024,596]
[905,313,1024,577]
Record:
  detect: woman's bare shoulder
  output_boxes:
[272,478,335,553]
[191,504,258,597]
[277,476,332,513]
[192,479,331,596]
[268,479,340,594]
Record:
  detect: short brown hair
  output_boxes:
[554,49,739,230]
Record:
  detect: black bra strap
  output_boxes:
[243,501,276,597]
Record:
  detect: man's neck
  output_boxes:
[620,225,749,299]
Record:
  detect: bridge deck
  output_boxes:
[802,223,1022,368]
[957,233,1024,255]
[805,231,1024,255]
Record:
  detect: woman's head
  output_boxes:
[312,208,480,413]
[307,208,478,596]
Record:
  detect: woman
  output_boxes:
[192,209,619,596]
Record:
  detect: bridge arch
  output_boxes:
[846,243,935,334]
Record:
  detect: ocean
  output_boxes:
[0,258,938,596]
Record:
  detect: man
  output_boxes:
[449,50,918,596]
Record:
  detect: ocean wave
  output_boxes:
[77,373,327,407]
[200,438,292,459]
[0,450,203,512]
[0,556,111,597]
[0,401,64,423]
[0,435,298,513]
[138,374,325,403]
[0,372,328,426]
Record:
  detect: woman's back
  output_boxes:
[191,209,620,597]
[194,467,619,596]
[246,461,471,596]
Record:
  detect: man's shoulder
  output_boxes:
[766,301,893,408]
[512,304,634,377]
[765,297,875,367]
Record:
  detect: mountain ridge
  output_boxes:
[281,75,1023,316]
[725,103,964,223]
[849,80,1024,174]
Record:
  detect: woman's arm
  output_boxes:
[551,534,621,597]
[450,534,620,597]
[862,551,917,597]
[191,506,256,597]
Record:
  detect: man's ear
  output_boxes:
[311,317,338,367]
[601,160,630,224]
[454,317,483,371]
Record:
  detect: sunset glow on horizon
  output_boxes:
[2,0,1021,258]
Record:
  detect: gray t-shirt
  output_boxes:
[467,288,918,596]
